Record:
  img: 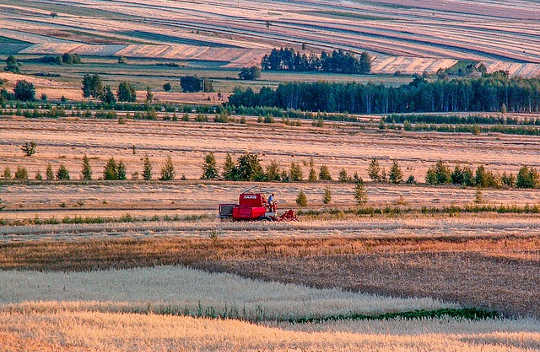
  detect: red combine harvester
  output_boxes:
[219,188,298,222]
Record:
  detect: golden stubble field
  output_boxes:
[2,116,539,180]
[1,115,539,350]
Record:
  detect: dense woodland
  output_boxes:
[228,76,540,113]
[261,48,371,74]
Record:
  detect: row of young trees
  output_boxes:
[228,76,540,113]
[3,164,70,181]
[200,153,413,185]
[425,161,538,189]
[82,75,153,104]
[201,152,365,183]
[4,150,537,189]
[1,155,180,182]
[261,48,371,74]
[38,53,82,65]
[295,181,368,208]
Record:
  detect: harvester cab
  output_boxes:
[219,187,297,222]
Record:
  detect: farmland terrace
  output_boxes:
[0,0,539,76]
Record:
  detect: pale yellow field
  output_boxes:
[1,311,538,352]
[0,266,537,351]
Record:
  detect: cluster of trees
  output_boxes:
[1,80,36,102]
[82,75,156,104]
[2,155,185,182]
[425,161,538,189]
[201,152,366,184]
[386,113,540,126]
[367,159,415,184]
[39,53,82,65]
[180,76,213,93]
[4,55,20,73]
[295,180,367,208]
[261,48,371,74]
[228,76,540,114]
[238,66,261,80]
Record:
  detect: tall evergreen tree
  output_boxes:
[296,190,307,207]
[56,164,70,180]
[368,158,381,182]
[117,161,127,180]
[143,155,152,181]
[201,152,218,179]
[222,153,235,180]
[101,85,116,104]
[319,165,332,181]
[103,158,118,180]
[4,55,20,73]
[117,81,137,102]
[389,160,403,184]
[289,162,303,181]
[81,154,92,180]
[160,156,176,181]
[322,187,331,205]
[354,180,368,207]
[46,164,54,181]
[265,160,281,181]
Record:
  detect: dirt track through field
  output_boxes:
[2,214,539,243]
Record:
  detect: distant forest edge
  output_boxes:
[228,75,540,114]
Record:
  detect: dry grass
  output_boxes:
[2,213,539,242]
[0,311,538,352]
[2,117,540,218]
[0,235,537,317]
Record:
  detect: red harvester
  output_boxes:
[219,188,298,222]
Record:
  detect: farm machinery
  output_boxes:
[219,188,298,222]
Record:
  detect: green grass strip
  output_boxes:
[285,308,500,324]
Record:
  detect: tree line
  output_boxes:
[4,149,537,189]
[261,47,371,74]
[385,113,540,126]
[424,161,538,189]
[1,155,182,182]
[228,76,540,114]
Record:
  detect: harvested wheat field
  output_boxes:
[1,1,539,349]
[2,117,539,182]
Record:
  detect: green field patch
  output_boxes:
[0,43,32,55]
[286,308,501,324]
[0,35,31,44]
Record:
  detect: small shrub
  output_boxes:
[406,175,416,184]
[322,187,331,205]
[3,167,11,180]
[160,155,176,181]
[46,164,54,180]
[56,165,70,180]
[21,142,37,156]
[296,190,307,207]
[14,166,28,180]
[354,180,368,207]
